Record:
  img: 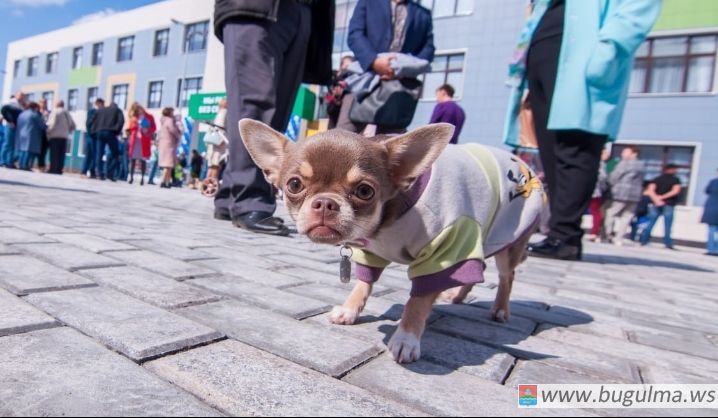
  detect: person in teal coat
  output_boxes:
[503,0,661,260]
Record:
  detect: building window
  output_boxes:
[72,47,83,70]
[420,52,465,99]
[154,29,170,57]
[184,21,209,52]
[27,56,39,77]
[176,77,202,107]
[42,91,54,107]
[92,42,103,66]
[13,60,20,78]
[25,93,35,102]
[611,143,695,205]
[420,0,473,17]
[117,36,134,62]
[112,84,129,110]
[147,81,163,109]
[67,89,79,111]
[87,87,98,110]
[46,52,58,74]
[630,34,717,94]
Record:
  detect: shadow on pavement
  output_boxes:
[361,300,593,376]
[582,253,715,272]
[0,179,99,195]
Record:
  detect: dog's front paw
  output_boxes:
[329,306,360,325]
[490,305,511,323]
[388,328,421,364]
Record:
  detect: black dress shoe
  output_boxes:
[232,211,290,236]
[527,237,582,261]
[214,210,231,221]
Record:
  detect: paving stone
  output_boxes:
[189,277,330,319]
[80,266,222,309]
[267,254,339,275]
[0,288,59,336]
[0,327,220,416]
[120,239,216,261]
[283,282,403,319]
[345,355,582,416]
[106,249,216,280]
[0,255,96,295]
[45,233,137,253]
[9,220,73,234]
[0,243,20,255]
[72,226,143,240]
[26,287,223,361]
[535,327,718,379]
[145,339,423,416]
[178,300,380,377]
[12,243,125,271]
[191,258,303,287]
[429,315,531,348]
[419,331,516,382]
[422,299,537,334]
[0,227,55,244]
[628,330,718,361]
[305,312,400,344]
[505,360,634,387]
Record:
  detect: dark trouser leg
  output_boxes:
[527,37,607,247]
[82,134,95,175]
[214,1,312,218]
[49,138,67,175]
[38,132,49,169]
[95,133,107,178]
[130,160,136,182]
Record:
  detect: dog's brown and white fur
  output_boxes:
[240,119,532,364]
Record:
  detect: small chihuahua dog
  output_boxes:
[240,119,544,364]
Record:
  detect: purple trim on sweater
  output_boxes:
[355,263,385,284]
[410,259,485,297]
[396,168,432,217]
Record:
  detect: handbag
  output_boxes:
[349,78,423,130]
[203,127,225,146]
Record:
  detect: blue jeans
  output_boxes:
[118,141,128,181]
[148,160,159,184]
[96,131,120,180]
[640,205,675,248]
[1,126,16,166]
[709,225,718,254]
[82,134,96,176]
[19,151,38,170]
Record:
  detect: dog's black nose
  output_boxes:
[312,197,340,213]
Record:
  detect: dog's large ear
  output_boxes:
[239,119,295,187]
[383,123,454,191]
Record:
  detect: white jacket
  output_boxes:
[46,108,76,139]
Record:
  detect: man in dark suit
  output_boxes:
[336,0,435,134]
[213,0,334,236]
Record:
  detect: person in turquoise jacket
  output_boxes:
[503,0,661,260]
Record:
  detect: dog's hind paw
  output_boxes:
[388,328,421,364]
[328,306,359,325]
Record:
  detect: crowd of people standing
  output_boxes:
[0,91,204,189]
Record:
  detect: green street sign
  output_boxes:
[188,92,226,120]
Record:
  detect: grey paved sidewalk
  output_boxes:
[0,169,716,416]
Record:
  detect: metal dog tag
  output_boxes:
[339,245,353,284]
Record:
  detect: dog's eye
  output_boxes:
[286,178,304,194]
[355,184,375,201]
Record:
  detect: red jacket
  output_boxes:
[128,113,156,160]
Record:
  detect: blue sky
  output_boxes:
[0,0,162,95]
